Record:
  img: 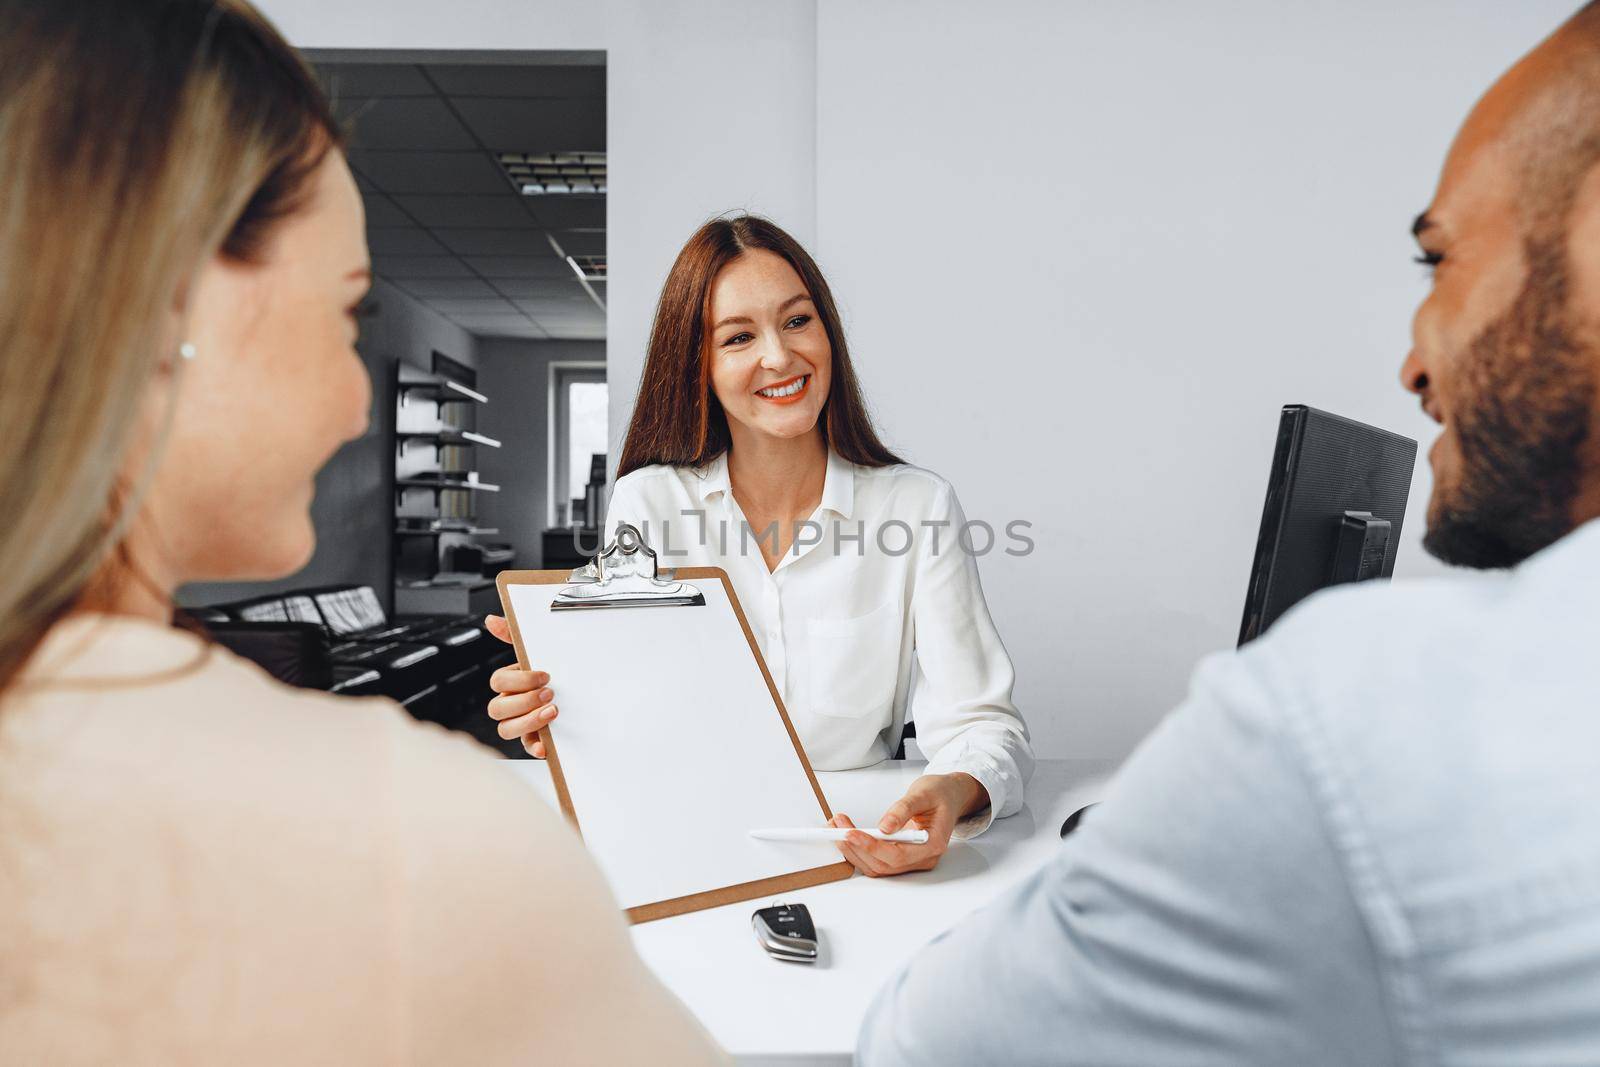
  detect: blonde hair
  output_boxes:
[0,0,340,692]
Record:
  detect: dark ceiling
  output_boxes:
[315,58,606,340]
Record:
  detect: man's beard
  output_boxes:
[1424,237,1597,569]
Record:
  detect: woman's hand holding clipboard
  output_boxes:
[484,613,557,758]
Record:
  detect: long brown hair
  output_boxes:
[618,214,903,477]
[0,0,340,694]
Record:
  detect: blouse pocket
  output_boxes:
[805,600,902,720]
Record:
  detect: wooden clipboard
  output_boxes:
[496,564,853,924]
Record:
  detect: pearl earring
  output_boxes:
[178,342,197,362]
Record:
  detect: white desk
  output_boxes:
[508,757,1116,1064]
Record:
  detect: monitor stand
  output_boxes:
[1331,510,1392,585]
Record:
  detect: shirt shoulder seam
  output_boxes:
[1258,645,1433,1065]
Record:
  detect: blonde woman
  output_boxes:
[0,2,720,1063]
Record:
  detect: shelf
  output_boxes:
[395,525,501,537]
[392,361,498,595]
[396,429,502,462]
[395,474,500,510]
[398,374,488,406]
[398,574,496,590]
[396,476,500,493]
[397,430,501,449]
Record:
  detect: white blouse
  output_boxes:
[602,450,1032,835]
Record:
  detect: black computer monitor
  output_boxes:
[1238,405,1418,646]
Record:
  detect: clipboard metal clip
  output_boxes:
[551,522,706,611]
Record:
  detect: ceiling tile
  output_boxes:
[366,228,449,256]
[340,97,476,151]
[450,314,547,337]
[435,228,556,257]
[361,192,411,228]
[394,278,502,299]
[475,325,548,339]
[490,277,589,300]
[424,297,519,315]
[462,255,571,279]
[426,64,604,99]
[514,305,592,321]
[551,230,605,257]
[530,314,606,334]
[392,195,537,230]
[316,63,434,99]
[538,322,606,341]
[511,293,593,315]
[525,196,606,230]
[531,306,604,321]
[452,97,605,153]
[347,150,509,195]
[372,255,474,279]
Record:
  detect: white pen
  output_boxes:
[749,827,930,845]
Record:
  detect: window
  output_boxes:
[550,362,607,527]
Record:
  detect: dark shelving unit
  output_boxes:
[392,359,507,616]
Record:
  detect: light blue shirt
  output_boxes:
[859,520,1600,1065]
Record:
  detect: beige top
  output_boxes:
[0,614,725,1065]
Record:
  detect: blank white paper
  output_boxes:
[505,577,842,910]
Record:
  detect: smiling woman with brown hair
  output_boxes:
[0,2,720,1062]
[485,215,1033,877]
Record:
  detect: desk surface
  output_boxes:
[508,757,1117,1064]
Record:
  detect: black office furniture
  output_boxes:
[543,527,601,570]
[197,585,520,756]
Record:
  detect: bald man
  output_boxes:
[859,6,1600,1065]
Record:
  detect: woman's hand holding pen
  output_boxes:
[832,773,987,877]
[484,614,557,758]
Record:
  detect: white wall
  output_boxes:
[814,0,1576,761]
[256,0,818,469]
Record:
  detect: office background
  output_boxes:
[246,0,1574,763]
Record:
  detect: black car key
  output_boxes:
[751,902,818,963]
